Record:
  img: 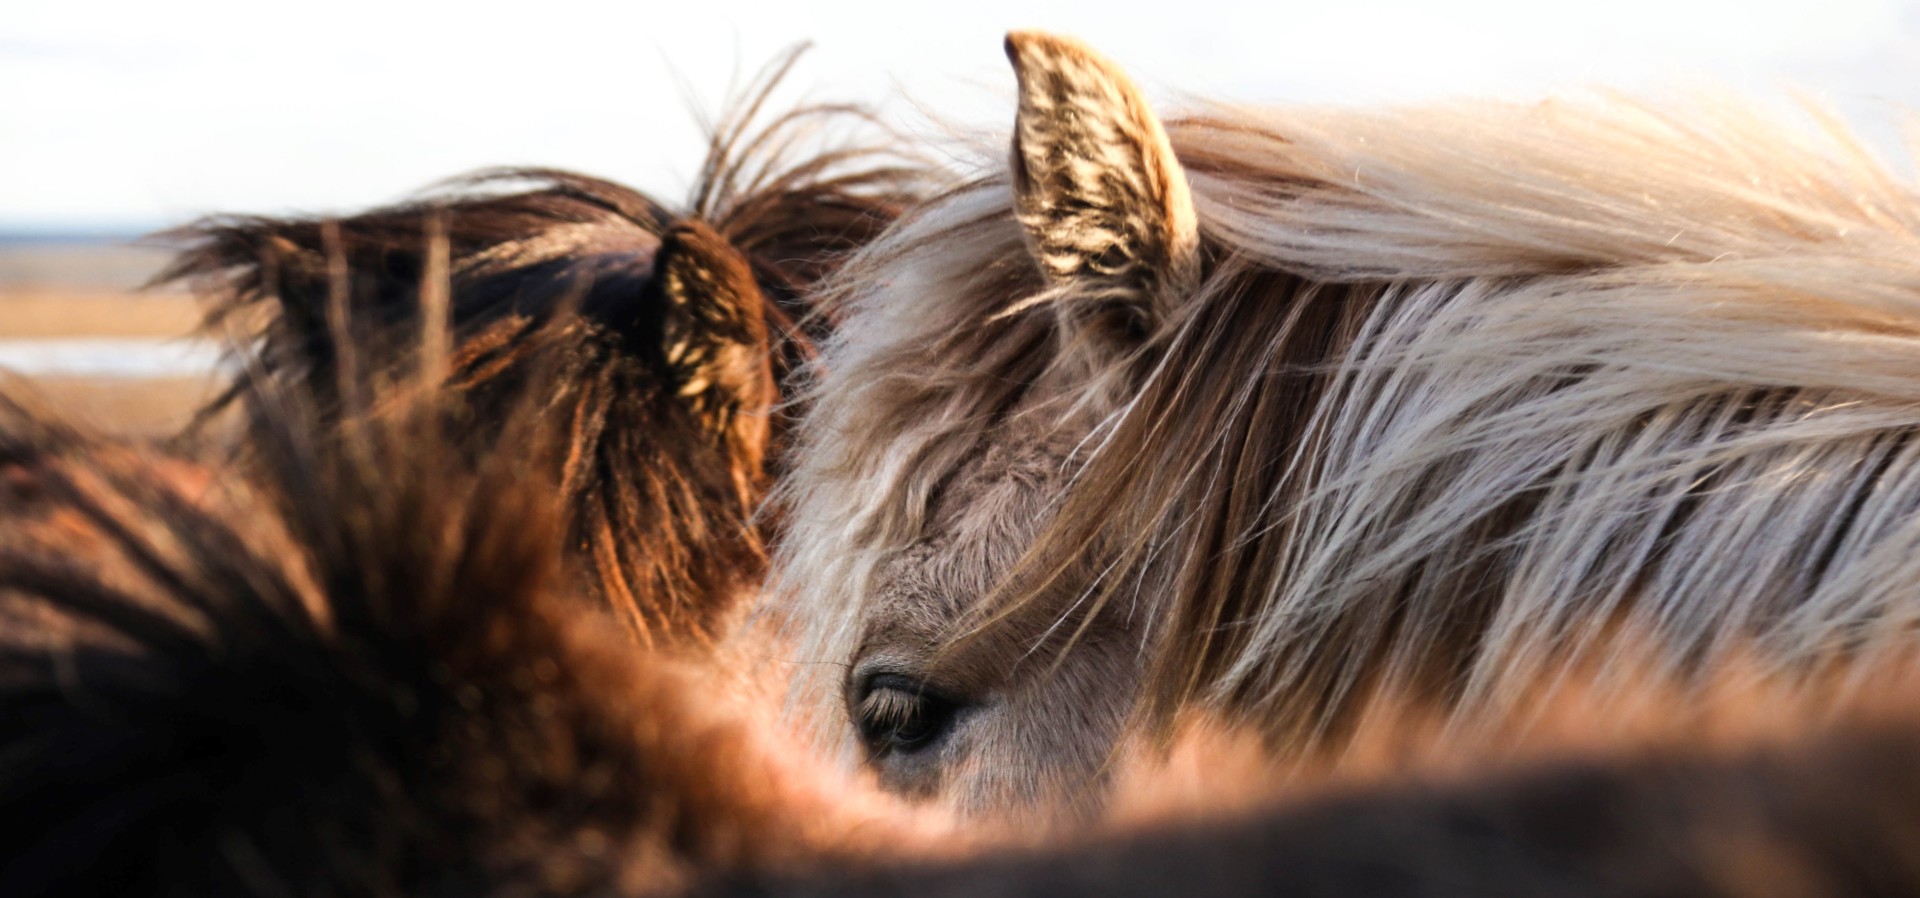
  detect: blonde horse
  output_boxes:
[773,31,1920,815]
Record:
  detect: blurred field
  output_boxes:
[5,290,202,339]
[7,375,224,436]
[0,240,221,437]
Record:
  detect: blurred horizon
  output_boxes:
[7,0,1920,233]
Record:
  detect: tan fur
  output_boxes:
[770,31,1920,816]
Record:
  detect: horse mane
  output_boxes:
[0,374,939,896]
[776,91,1920,750]
[159,46,931,645]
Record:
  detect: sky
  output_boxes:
[5,0,1920,231]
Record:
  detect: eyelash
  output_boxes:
[854,675,958,757]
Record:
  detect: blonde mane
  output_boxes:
[775,85,1920,760]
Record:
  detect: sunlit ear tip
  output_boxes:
[1006,30,1113,79]
[657,220,756,299]
[1003,30,1087,73]
[1001,28,1195,308]
[661,218,726,252]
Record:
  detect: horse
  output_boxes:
[0,360,971,895]
[770,30,1920,815]
[162,46,929,647]
[15,381,1920,898]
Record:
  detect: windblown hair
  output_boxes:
[775,31,1920,763]
[0,382,941,897]
[162,47,930,645]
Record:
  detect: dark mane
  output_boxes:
[684,46,931,328]
[156,47,930,644]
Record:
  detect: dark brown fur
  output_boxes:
[160,50,927,644]
[0,383,931,897]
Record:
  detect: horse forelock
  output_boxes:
[775,89,1920,765]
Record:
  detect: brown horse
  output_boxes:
[164,47,928,646]
[0,370,960,896]
[771,31,1920,815]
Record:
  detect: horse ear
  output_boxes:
[650,221,776,465]
[1005,30,1200,319]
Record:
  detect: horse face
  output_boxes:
[785,31,1199,819]
[844,377,1147,816]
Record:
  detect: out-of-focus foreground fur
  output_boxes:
[0,378,948,897]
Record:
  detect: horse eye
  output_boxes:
[854,674,958,757]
